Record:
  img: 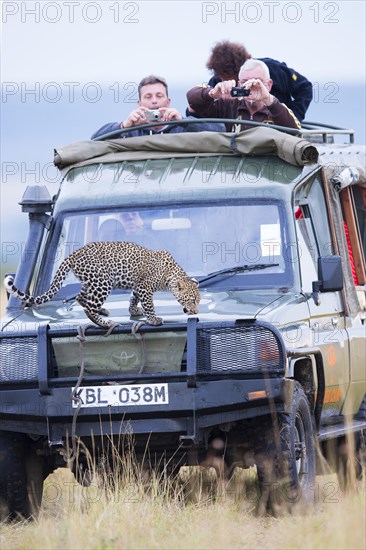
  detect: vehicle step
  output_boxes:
[318,420,366,441]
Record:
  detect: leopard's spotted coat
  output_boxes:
[4,242,200,328]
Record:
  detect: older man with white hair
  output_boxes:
[187,59,301,131]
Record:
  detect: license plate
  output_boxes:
[72,383,169,408]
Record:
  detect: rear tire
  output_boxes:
[336,395,366,491]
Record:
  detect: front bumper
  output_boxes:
[0,377,294,445]
[0,318,291,447]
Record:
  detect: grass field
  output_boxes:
[1,270,365,550]
[1,465,365,550]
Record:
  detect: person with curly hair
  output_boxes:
[187,58,301,132]
[196,40,312,122]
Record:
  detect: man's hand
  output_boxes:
[208,80,236,100]
[122,107,182,127]
[122,108,148,128]
[160,107,182,121]
[241,79,274,106]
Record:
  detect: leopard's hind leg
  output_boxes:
[77,283,114,328]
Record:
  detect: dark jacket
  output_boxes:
[208,57,312,122]
[186,86,301,132]
[91,118,225,140]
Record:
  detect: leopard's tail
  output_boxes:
[4,258,72,308]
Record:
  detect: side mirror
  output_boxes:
[311,256,343,306]
[317,256,344,292]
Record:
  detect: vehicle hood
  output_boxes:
[2,289,302,330]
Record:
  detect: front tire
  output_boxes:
[0,431,45,521]
[256,382,316,515]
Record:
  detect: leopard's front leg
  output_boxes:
[137,289,163,326]
[129,290,144,317]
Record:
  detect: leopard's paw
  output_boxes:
[146,316,163,326]
[129,306,144,317]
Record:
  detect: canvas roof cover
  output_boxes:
[54,127,319,171]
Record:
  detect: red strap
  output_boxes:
[343,221,359,285]
[295,207,303,219]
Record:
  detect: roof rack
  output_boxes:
[300,121,355,144]
[92,118,302,141]
[92,118,355,145]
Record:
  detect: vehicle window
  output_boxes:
[306,178,334,256]
[295,211,318,266]
[295,218,318,292]
[42,201,293,296]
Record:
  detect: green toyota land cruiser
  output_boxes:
[1,122,365,518]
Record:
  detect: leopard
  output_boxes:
[4,241,200,329]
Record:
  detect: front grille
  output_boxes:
[196,324,284,375]
[0,337,38,382]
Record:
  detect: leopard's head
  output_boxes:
[175,278,200,316]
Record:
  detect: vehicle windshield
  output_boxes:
[42,200,293,296]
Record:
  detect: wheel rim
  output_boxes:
[294,411,307,482]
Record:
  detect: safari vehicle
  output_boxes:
[1,121,365,518]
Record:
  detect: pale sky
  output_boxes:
[2,0,365,86]
[1,0,365,253]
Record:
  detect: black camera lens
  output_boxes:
[230,87,251,97]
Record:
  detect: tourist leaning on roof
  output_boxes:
[91,74,225,139]
[204,40,312,122]
[186,59,301,132]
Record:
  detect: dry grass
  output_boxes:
[0,465,365,550]
[1,271,365,549]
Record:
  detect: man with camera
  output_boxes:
[204,40,312,122]
[186,59,301,132]
[92,75,225,139]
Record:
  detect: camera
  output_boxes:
[230,87,251,98]
[145,109,162,121]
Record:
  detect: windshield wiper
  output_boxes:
[198,263,279,286]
